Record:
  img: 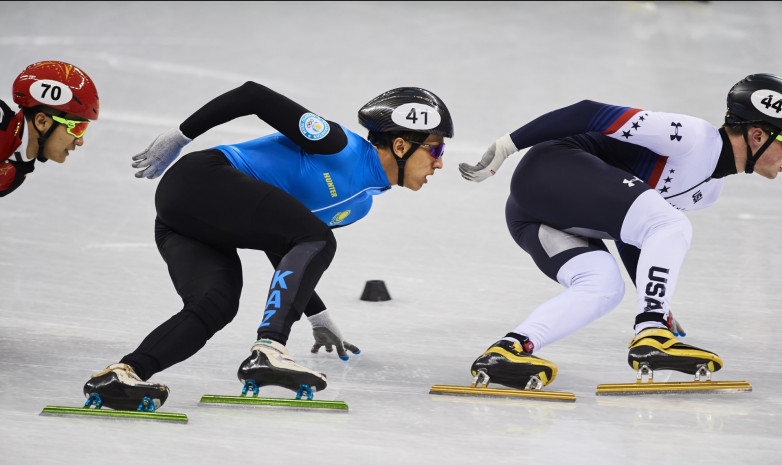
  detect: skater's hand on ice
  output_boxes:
[458,133,517,182]
[308,310,361,360]
[132,127,191,179]
[311,328,361,360]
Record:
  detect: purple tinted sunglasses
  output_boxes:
[405,140,445,160]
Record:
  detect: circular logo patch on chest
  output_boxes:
[329,210,351,226]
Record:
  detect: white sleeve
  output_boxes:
[605,111,715,158]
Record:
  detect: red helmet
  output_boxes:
[12,61,99,120]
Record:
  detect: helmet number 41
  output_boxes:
[406,107,427,124]
[391,103,441,130]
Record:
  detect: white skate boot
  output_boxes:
[237,339,327,393]
[83,363,169,411]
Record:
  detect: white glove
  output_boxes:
[308,310,360,361]
[458,133,518,182]
[132,127,192,179]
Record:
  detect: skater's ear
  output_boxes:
[391,137,410,158]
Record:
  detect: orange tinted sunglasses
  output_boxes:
[51,114,89,138]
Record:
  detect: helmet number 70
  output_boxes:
[39,83,62,101]
[30,79,73,106]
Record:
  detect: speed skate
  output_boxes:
[201,339,348,411]
[430,370,576,402]
[200,380,348,411]
[597,328,752,395]
[40,394,188,423]
[596,363,752,395]
[41,364,188,423]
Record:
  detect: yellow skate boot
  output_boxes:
[628,328,722,375]
[471,338,557,389]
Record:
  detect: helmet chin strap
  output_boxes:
[34,113,63,163]
[742,125,778,174]
[394,146,418,187]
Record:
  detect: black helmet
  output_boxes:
[358,87,453,188]
[725,73,782,174]
[725,73,782,130]
[358,87,454,138]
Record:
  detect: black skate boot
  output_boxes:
[471,339,557,389]
[238,339,327,393]
[83,363,169,411]
[628,328,723,375]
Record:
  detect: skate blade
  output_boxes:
[199,395,348,411]
[595,380,752,395]
[429,385,576,402]
[40,405,188,423]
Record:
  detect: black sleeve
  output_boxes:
[179,81,348,155]
[615,240,640,287]
[0,159,35,197]
[509,100,639,150]
[0,99,14,131]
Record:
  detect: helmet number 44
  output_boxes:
[391,103,441,130]
[753,89,782,118]
[760,95,782,113]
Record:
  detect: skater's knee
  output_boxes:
[644,209,692,248]
[670,212,692,247]
[183,272,242,333]
[594,272,625,313]
[293,230,337,267]
[319,231,337,263]
[558,251,625,313]
[185,291,240,334]
[581,269,624,314]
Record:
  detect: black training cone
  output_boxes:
[360,280,391,301]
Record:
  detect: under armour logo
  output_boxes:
[623,176,643,187]
[670,122,682,141]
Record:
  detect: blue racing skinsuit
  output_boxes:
[216,125,389,227]
[120,82,391,381]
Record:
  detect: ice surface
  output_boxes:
[1,2,781,464]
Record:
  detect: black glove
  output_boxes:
[0,159,35,197]
[9,158,35,176]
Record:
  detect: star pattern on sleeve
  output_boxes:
[659,172,673,194]
[625,113,648,138]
